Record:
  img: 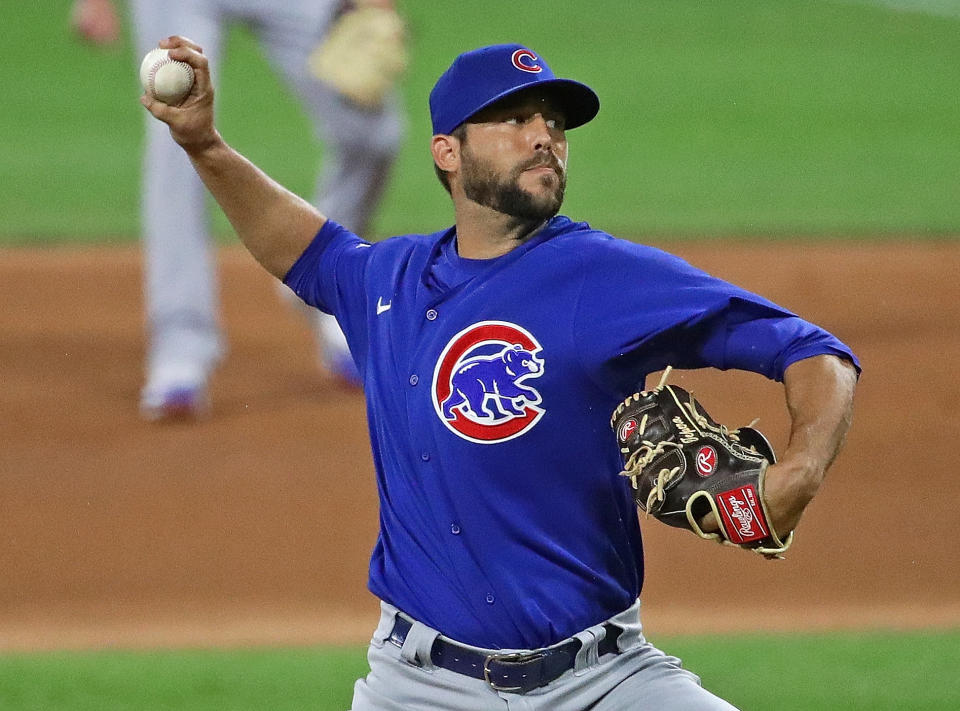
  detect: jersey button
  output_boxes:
[409,374,419,386]
[426,309,438,321]
[485,593,495,605]
[450,523,461,535]
[420,452,430,462]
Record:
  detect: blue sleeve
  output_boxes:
[573,238,860,393]
[696,300,860,378]
[283,219,370,313]
[282,219,372,365]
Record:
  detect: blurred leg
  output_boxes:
[131,0,226,417]
[252,2,405,385]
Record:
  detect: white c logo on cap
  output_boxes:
[511,49,543,74]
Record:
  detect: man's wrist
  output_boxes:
[183,130,225,161]
[769,455,823,525]
[781,450,826,497]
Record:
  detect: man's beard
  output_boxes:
[460,148,566,222]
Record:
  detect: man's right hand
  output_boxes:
[138,36,325,281]
[140,36,220,156]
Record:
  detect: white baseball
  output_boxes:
[139,48,195,106]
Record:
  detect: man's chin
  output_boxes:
[521,170,562,192]
[523,190,563,219]
[464,173,563,221]
[500,197,561,223]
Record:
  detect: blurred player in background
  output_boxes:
[71,0,406,420]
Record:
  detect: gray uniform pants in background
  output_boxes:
[131,0,404,388]
[351,600,739,711]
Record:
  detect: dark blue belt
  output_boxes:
[388,614,623,694]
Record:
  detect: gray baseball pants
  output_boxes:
[350,600,739,710]
[131,0,403,387]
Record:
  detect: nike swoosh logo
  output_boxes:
[377,297,392,315]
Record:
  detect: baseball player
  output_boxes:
[73,0,405,419]
[142,39,860,710]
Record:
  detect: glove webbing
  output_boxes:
[618,368,759,512]
[619,413,683,513]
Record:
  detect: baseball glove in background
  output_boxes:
[308,1,408,109]
[610,368,794,559]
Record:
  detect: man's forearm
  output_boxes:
[781,355,858,491]
[186,134,325,280]
[763,354,858,533]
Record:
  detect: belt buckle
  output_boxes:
[483,651,545,692]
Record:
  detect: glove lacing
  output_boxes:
[617,367,760,512]
[619,412,684,513]
[679,394,760,452]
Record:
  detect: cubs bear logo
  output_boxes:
[511,49,543,74]
[433,321,545,444]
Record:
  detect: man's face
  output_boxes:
[457,90,569,221]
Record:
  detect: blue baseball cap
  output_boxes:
[429,44,600,135]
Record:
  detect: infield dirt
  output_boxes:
[1,241,957,651]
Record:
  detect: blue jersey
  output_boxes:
[284,215,858,649]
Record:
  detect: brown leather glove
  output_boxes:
[611,368,793,559]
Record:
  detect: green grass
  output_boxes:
[670,629,960,710]
[3,1,959,243]
[1,630,957,710]
[0,646,368,711]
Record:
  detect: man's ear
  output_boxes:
[431,133,461,175]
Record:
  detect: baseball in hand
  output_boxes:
[139,48,195,105]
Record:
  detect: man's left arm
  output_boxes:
[750,354,858,536]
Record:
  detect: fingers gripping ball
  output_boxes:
[610,367,794,559]
[139,48,195,106]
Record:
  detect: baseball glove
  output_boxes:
[307,1,408,109]
[610,368,794,559]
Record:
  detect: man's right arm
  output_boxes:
[140,36,323,280]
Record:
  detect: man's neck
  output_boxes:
[452,200,548,259]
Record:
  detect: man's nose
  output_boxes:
[527,114,553,151]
